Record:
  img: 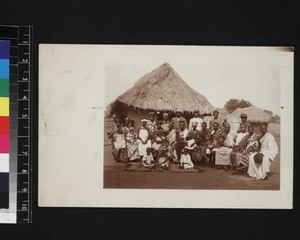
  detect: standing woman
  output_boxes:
[137,119,152,159]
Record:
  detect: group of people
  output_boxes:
[107,109,279,180]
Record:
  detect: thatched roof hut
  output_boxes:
[108,63,214,126]
[227,105,273,130]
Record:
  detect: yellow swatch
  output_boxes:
[0,97,9,116]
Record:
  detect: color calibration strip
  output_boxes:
[0,40,10,210]
[0,25,32,224]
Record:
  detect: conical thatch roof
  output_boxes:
[109,63,214,114]
[227,105,272,123]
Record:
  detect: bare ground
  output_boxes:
[103,137,280,190]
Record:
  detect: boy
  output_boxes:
[142,147,154,169]
[157,147,170,170]
[179,147,194,169]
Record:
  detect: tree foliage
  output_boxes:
[224,98,252,113]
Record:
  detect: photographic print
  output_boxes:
[39,45,293,208]
[104,47,283,190]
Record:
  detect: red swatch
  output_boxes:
[0,117,9,135]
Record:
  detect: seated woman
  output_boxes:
[107,120,127,163]
[213,123,237,171]
[231,125,259,175]
[125,127,140,162]
[248,123,279,180]
[230,123,249,171]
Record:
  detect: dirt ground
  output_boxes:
[103,137,280,190]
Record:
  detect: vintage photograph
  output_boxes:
[104,46,282,190]
[39,45,292,208]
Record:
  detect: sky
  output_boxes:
[104,46,285,115]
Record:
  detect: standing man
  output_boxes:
[237,113,249,133]
[175,121,189,162]
[189,110,203,131]
[147,111,156,134]
[171,109,188,131]
[161,112,171,132]
[209,110,223,130]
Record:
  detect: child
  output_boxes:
[142,147,154,169]
[157,147,170,170]
[179,147,194,169]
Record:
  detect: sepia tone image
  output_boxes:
[103,46,281,190]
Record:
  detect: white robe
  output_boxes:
[213,130,236,165]
[138,128,151,156]
[180,154,194,169]
[248,133,279,179]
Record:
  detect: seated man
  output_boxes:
[195,122,212,165]
[231,125,259,175]
[186,122,200,150]
[248,123,279,180]
[208,122,223,167]
[213,123,236,171]
[151,120,165,160]
[230,123,249,171]
[175,120,189,162]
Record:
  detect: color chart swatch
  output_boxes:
[0,40,9,209]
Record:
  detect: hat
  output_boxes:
[141,118,148,122]
[175,108,183,113]
[163,112,169,116]
[239,113,248,118]
[149,111,155,115]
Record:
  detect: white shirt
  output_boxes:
[189,117,203,131]
[259,133,279,161]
